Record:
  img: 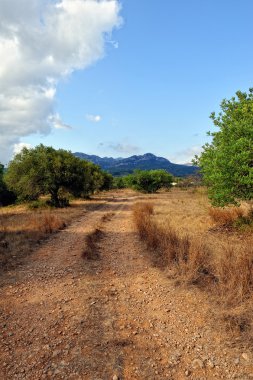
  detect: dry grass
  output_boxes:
[0,199,104,271]
[216,245,253,305]
[82,227,104,260]
[208,206,244,225]
[133,201,214,284]
[82,212,115,260]
[29,212,66,234]
[133,188,253,340]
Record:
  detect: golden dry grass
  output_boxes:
[208,206,244,225]
[0,199,105,271]
[133,188,253,339]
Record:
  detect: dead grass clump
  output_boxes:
[82,227,104,260]
[216,245,253,306]
[30,212,66,234]
[133,202,154,240]
[179,241,215,286]
[209,206,244,226]
[82,212,115,260]
[133,202,213,283]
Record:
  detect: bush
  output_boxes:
[127,169,173,193]
[0,163,16,206]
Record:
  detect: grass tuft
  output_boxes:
[82,212,115,260]
[208,206,244,226]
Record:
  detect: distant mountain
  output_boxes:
[74,152,199,177]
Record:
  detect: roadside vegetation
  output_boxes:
[0,198,110,271]
[134,89,253,340]
[133,189,253,339]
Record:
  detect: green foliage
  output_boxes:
[113,176,127,189]
[100,172,114,191]
[125,169,173,193]
[27,199,51,210]
[0,163,16,206]
[5,145,107,207]
[195,89,253,206]
[0,163,4,193]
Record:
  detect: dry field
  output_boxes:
[133,187,253,341]
[0,195,116,272]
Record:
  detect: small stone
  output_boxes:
[242,352,250,361]
[192,358,204,369]
[185,369,191,377]
[207,360,215,368]
[52,350,61,358]
[112,375,118,380]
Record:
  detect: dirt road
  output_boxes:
[1,194,253,379]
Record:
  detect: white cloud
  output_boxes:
[86,114,102,123]
[0,0,122,164]
[49,114,72,129]
[169,146,203,164]
[13,142,33,155]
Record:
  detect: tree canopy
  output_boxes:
[0,163,16,206]
[5,145,111,206]
[125,169,173,193]
[194,89,253,206]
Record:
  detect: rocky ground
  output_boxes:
[1,194,253,379]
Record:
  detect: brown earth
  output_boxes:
[1,193,253,379]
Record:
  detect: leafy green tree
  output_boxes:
[127,169,173,193]
[80,162,105,196]
[0,163,16,206]
[5,145,97,206]
[194,89,253,206]
[100,172,114,191]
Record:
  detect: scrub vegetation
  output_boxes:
[133,188,253,339]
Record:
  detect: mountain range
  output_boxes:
[74,152,198,177]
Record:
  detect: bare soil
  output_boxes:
[1,193,253,379]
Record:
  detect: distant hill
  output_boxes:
[74,152,199,177]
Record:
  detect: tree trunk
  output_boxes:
[50,188,60,207]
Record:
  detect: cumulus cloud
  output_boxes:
[86,114,102,123]
[169,146,203,164]
[0,0,122,164]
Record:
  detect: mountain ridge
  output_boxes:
[74,152,198,177]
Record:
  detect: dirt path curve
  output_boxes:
[0,194,253,379]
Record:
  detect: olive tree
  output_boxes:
[194,89,253,206]
[5,145,95,206]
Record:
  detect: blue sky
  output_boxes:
[1,0,253,164]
